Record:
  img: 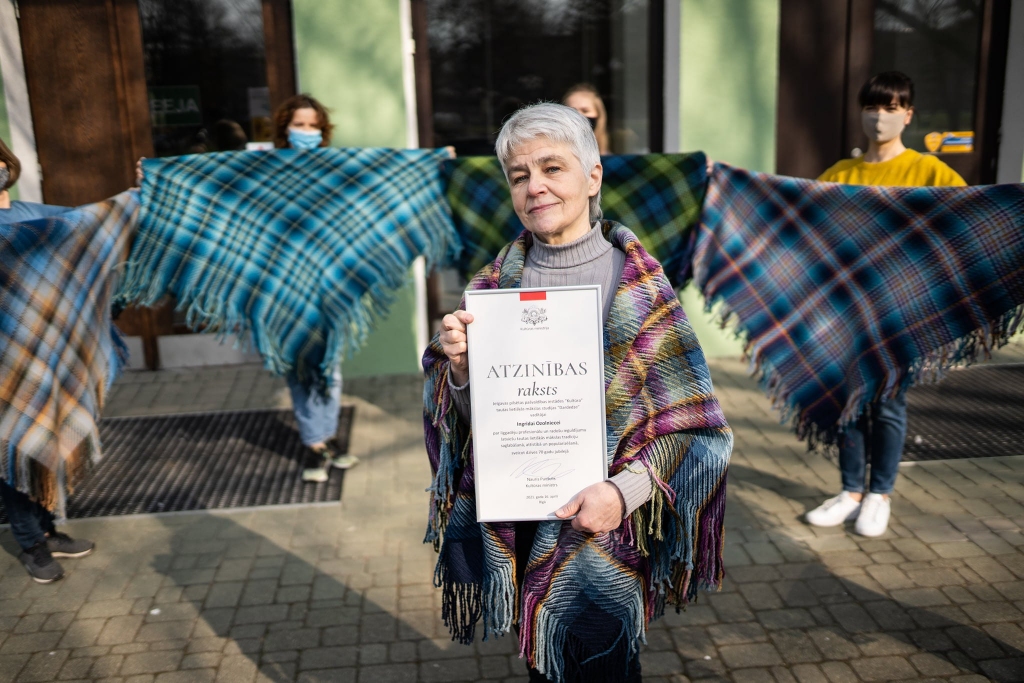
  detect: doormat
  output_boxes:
[903,365,1024,462]
[0,406,354,522]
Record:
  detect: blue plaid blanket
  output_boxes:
[0,191,137,512]
[118,148,458,387]
[695,163,1024,443]
[443,154,707,284]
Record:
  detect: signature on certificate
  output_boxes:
[509,457,576,479]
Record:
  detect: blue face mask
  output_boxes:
[288,128,323,150]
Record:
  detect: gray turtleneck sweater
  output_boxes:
[448,225,653,517]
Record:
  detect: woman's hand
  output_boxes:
[135,157,146,186]
[440,310,474,386]
[554,481,626,534]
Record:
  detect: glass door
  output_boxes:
[138,0,273,157]
[426,0,662,155]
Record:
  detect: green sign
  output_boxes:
[149,86,202,127]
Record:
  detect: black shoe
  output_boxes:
[20,541,64,584]
[46,531,95,558]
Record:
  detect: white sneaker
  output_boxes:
[806,491,862,527]
[301,449,330,483]
[855,493,891,537]
[330,453,359,470]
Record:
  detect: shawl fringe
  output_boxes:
[696,164,1024,447]
[703,292,1024,448]
[423,364,470,549]
[435,567,482,645]
[118,149,459,389]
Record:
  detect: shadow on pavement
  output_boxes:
[150,509,524,682]
[720,462,1024,682]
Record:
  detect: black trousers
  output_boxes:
[0,479,56,551]
[515,522,643,683]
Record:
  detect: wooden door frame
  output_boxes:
[18,0,154,203]
[975,0,1011,184]
[776,0,857,179]
[647,0,665,153]
[262,0,298,114]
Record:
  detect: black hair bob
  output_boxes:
[858,71,915,109]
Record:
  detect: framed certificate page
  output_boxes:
[465,285,608,522]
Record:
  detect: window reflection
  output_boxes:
[139,0,270,157]
[428,0,652,155]
[873,0,982,153]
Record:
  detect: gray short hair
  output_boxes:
[495,102,603,221]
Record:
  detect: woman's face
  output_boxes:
[288,107,321,132]
[506,137,601,245]
[564,92,599,121]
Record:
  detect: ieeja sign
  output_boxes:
[148,86,203,126]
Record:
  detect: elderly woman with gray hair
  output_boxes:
[422,103,732,682]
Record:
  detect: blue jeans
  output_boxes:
[839,392,907,495]
[286,369,342,446]
[0,479,56,550]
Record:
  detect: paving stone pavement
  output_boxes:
[1,343,1023,682]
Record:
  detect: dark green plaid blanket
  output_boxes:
[443,154,707,285]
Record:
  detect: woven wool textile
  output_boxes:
[0,191,137,513]
[443,154,707,285]
[695,163,1024,443]
[422,222,732,682]
[118,148,459,387]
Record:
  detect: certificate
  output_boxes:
[465,285,607,522]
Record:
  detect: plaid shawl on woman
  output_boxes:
[0,191,137,513]
[695,163,1024,443]
[118,148,458,388]
[422,222,732,682]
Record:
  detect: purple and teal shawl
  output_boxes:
[422,221,732,682]
[694,163,1024,443]
[443,154,707,285]
[118,148,459,388]
[0,191,137,513]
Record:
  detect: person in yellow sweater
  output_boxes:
[819,72,966,187]
[807,71,966,538]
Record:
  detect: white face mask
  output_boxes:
[861,110,907,144]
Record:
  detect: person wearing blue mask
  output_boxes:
[273,93,334,151]
[270,94,356,481]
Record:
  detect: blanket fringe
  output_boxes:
[117,187,457,389]
[28,437,95,518]
[703,289,1024,446]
